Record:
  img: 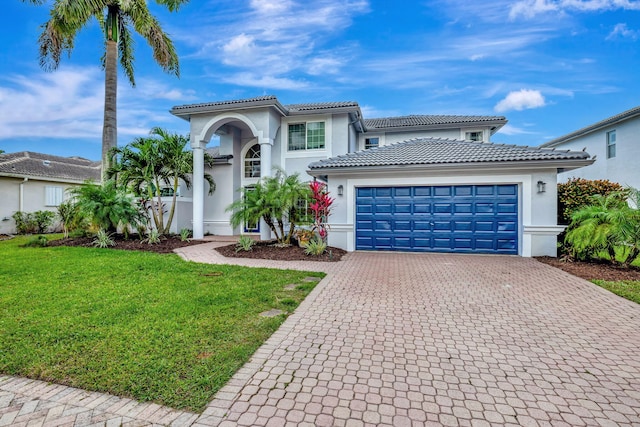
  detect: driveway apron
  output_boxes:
[194,251,640,427]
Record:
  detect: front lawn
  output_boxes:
[592,280,640,305]
[0,236,323,412]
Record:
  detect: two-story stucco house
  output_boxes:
[540,105,640,189]
[171,95,593,257]
[0,151,101,234]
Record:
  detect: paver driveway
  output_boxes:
[193,251,640,427]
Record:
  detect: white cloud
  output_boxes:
[222,34,257,66]
[494,89,546,112]
[509,0,640,20]
[180,0,370,89]
[495,124,539,136]
[220,72,309,90]
[0,66,183,142]
[607,23,640,40]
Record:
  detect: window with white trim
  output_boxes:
[288,122,325,151]
[465,131,484,142]
[606,130,616,159]
[365,137,379,149]
[45,186,64,206]
[244,144,261,178]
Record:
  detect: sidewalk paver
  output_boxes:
[3,239,639,426]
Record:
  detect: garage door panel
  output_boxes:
[356,185,518,254]
[414,203,431,213]
[434,203,452,214]
[394,203,412,214]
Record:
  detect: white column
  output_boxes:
[191,139,207,239]
[259,138,273,240]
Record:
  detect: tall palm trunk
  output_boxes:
[102,10,118,181]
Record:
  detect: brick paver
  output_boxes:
[189,249,640,426]
[3,239,640,426]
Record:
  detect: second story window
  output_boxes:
[365,137,379,149]
[465,131,484,142]
[244,144,261,178]
[606,130,616,159]
[288,122,325,151]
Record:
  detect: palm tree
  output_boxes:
[108,128,215,234]
[154,127,216,234]
[565,190,640,266]
[23,0,187,178]
[227,170,311,245]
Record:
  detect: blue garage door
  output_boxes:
[356,185,518,254]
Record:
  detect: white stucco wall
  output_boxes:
[0,177,80,234]
[324,167,561,257]
[554,118,640,189]
[359,126,495,150]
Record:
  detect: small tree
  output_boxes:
[70,180,144,234]
[308,181,334,243]
[227,170,310,245]
[108,128,215,234]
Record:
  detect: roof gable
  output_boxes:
[541,105,640,148]
[308,138,592,171]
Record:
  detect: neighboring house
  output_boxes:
[540,105,640,189]
[171,95,593,257]
[0,151,101,234]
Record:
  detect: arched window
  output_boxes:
[244,144,260,178]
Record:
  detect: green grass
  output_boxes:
[0,236,323,412]
[592,280,640,304]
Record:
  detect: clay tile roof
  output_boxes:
[0,151,101,182]
[364,114,506,129]
[285,101,360,112]
[308,137,591,170]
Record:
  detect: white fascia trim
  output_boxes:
[523,225,566,235]
[0,173,91,185]
[308,159,594,176]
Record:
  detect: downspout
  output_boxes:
[19,177,28,211]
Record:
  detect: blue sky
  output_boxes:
[2,0,639,160]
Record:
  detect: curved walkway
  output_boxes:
[2,240,640,426]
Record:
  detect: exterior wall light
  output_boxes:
[337,185,344,196]
[537,181,546,193]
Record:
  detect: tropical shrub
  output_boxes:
[179,228,191,242]
[12,211,55,234]
[144,229,162,245]
[304,237,327,256]
[308,181,334,243]
[12,211,37,234]
[22,235,49,247]
[558,178,626,223]
[564,189,640,266]
[93,229,116,248]
[34,210,56,234]
[71,180,144,233]
[227,170,311,245]
[57,201,87,238]
[235,235,255,252]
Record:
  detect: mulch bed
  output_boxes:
[47,235,206,254]
[215,240,346,262]
[44,234,346,261]
[536,256,640,282]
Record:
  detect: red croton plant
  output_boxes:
[309,181,334,242]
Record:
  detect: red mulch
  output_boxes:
[536,256,640,282]
[47,235,206,254]
[215,240,346,262]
